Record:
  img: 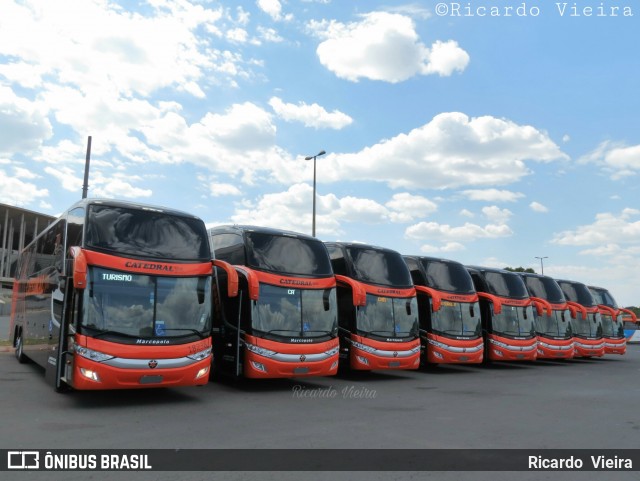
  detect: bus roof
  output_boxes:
[325,241,400,254]
[403,255,465,266]
[68,198,201,220]
[208,224,318,241]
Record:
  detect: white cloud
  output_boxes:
[230,185,438,236]
[423,40,471,76]
[0,169,49,206]
[268,97,353,129]
[316,112,567,190]
[419,242,466,254]
[257,26,284,43]
[227,28,249,43]
[90,172,153,199]
[0,86,52,154]
[482,206,513,224]
[462,188,525,203]
[406,220,513,243]
[552,209,640,247]
[385,193,437,222]
[210,183,242,197]
[256,0,293,21]
[313,12,469,83]
[579,141,640,180]
[13,167,39,180]
[529,201,548,213]
[44,166,83,193]
[0,0,255,99]
[459,209,474,218]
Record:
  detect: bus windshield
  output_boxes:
[560,283,596,307]
[535,309,572,338]
[601,312,624,338]
[524,277,565,303]
[86,205,210,261]
[484,272,528,298]
[346,247,413,287]
[245,232,332,276]
[589,288,618,308]
[252,285,337,338]
[82,267,211,339]
[571,312,602,338]
[431,301,482,337]
[420,260,475,294]
[492,304,536,337]
[356,295,419,339]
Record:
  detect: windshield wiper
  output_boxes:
[265,329,300,336]
[368,330,396,336]
[84,326,139,339]
[161,328,207,339]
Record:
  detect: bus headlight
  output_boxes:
[356,356,369,365]
[324,346,339,357]
[351,341,377,354]
[79,368,101,382]
[428,339,449,350]
[245,343,277,358]
[187,347,212,362]
[76,347,114,363]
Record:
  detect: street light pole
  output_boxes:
[535,256,549,275]
[304,150,326,237]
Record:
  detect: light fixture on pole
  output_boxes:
[535,256,548,275]
[304,150,326,237]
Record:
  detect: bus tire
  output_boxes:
[15,330,28,364]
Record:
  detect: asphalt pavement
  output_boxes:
[1,345,640,480]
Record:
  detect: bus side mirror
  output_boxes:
[323,289,331,311]
[197,277,206,304]
[213,259,239,298]
[406,300,412,316]
[69,246,87,289]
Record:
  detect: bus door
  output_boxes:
[44,246,83,391]
[211,260,243,377]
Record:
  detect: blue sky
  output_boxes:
[1,0,639,305]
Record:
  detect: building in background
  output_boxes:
[0,203,55,317]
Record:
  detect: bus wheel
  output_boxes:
[15,331,27,364]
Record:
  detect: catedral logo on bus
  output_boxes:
[124,261,176,272]
[376,289,402,295]
[280,279,313,287]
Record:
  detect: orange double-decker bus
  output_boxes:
[209,226,339,379]
[325,242,420,371]
[10,199,226,391]
[466,266,539,362]
[556,279,604,358]
[403,256,483,365]
[588,285,636,355]
[519,273,576,360]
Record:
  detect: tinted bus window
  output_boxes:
[420,259,475,293]
[484,272,528,298]
[589,288,618,308]
[523,276,565,303]
[211,233,245,265]
[345,246,412,287]
[559,282,596,307]
[86,205,209,261]
[245,232,332,276]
